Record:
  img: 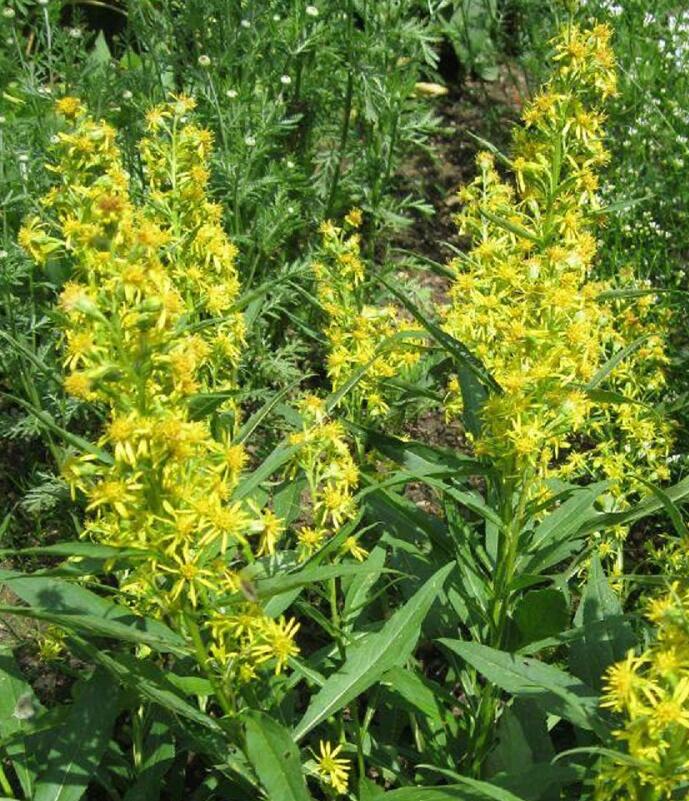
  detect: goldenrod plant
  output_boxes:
[18,96,300,697]
[351,21,689,786]
[443,23,672,570]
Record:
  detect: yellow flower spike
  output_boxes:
[19,98,292,687]
[442,24,672,548]
[310,213,422,424]
[254,509,286,558]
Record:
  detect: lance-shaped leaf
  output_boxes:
[0,647,42,798]
[294,563,454,741]
[439,640,604,734]
[245,711,311,801]
[33,668,119,801]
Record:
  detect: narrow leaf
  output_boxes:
[245,710,311,801]
[34,668,119,801]
[294,564,454,740]
[439,640,603,732]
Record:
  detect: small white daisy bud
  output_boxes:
[226,89,238,99]
[306,5,319,16]
[280,74,291,85]
[50,134,59,144]
[18,154,29,163]
[122,89,133,100]
[244,135,256,146]
[240,18,251,28]
[0,250,8,259]
[2,7,16,18]
[68,27,81,39]
[37,0,48,6]
[286,160,295,169]
[198,54,211,68]
[0,115,5,124]
[273,13,280,21]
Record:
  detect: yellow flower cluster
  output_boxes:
[596,584,689,800]
[288,395,364,561]
[443,25,671,500]
[18,97,299,686]
[312,211,421,419]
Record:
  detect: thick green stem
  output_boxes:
[470,473,530,776]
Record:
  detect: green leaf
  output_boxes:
[439,640,603,732]
[569,555,635,691]
[353,425,490,478]
[34,668,119,801]
[255,563,387,600]
[383,789,473,801]
[123,714,174,801]
[294,564,454,741]
[86,31,112,71]
[478,208,540,243]
[632,477,689,541]
[0,647,42,797]
[457,361,487,437]
[514,589,569,646]
[236,377,306,443]
[445,776,531,801]
[233,444,300,501]
[384,783,525,800]
[73,641,222,734]
[0,542,150,560]
[381,666,450,723]
[359,777,385,799]
[487,698,554,777]
[576,474,689,537]
[0,393,112,464]
[188,392,238,420]
[490,764,586,801]
[0,571,187,655]
[520,483,607,574]
[343,546,386,629]
[244,710,311,801]
[377,275,502,395]
[586,335,651,389]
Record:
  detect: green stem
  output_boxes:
[470,472,530,776]
[329,577,346,660]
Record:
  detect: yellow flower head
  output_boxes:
[316,741,350,795]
